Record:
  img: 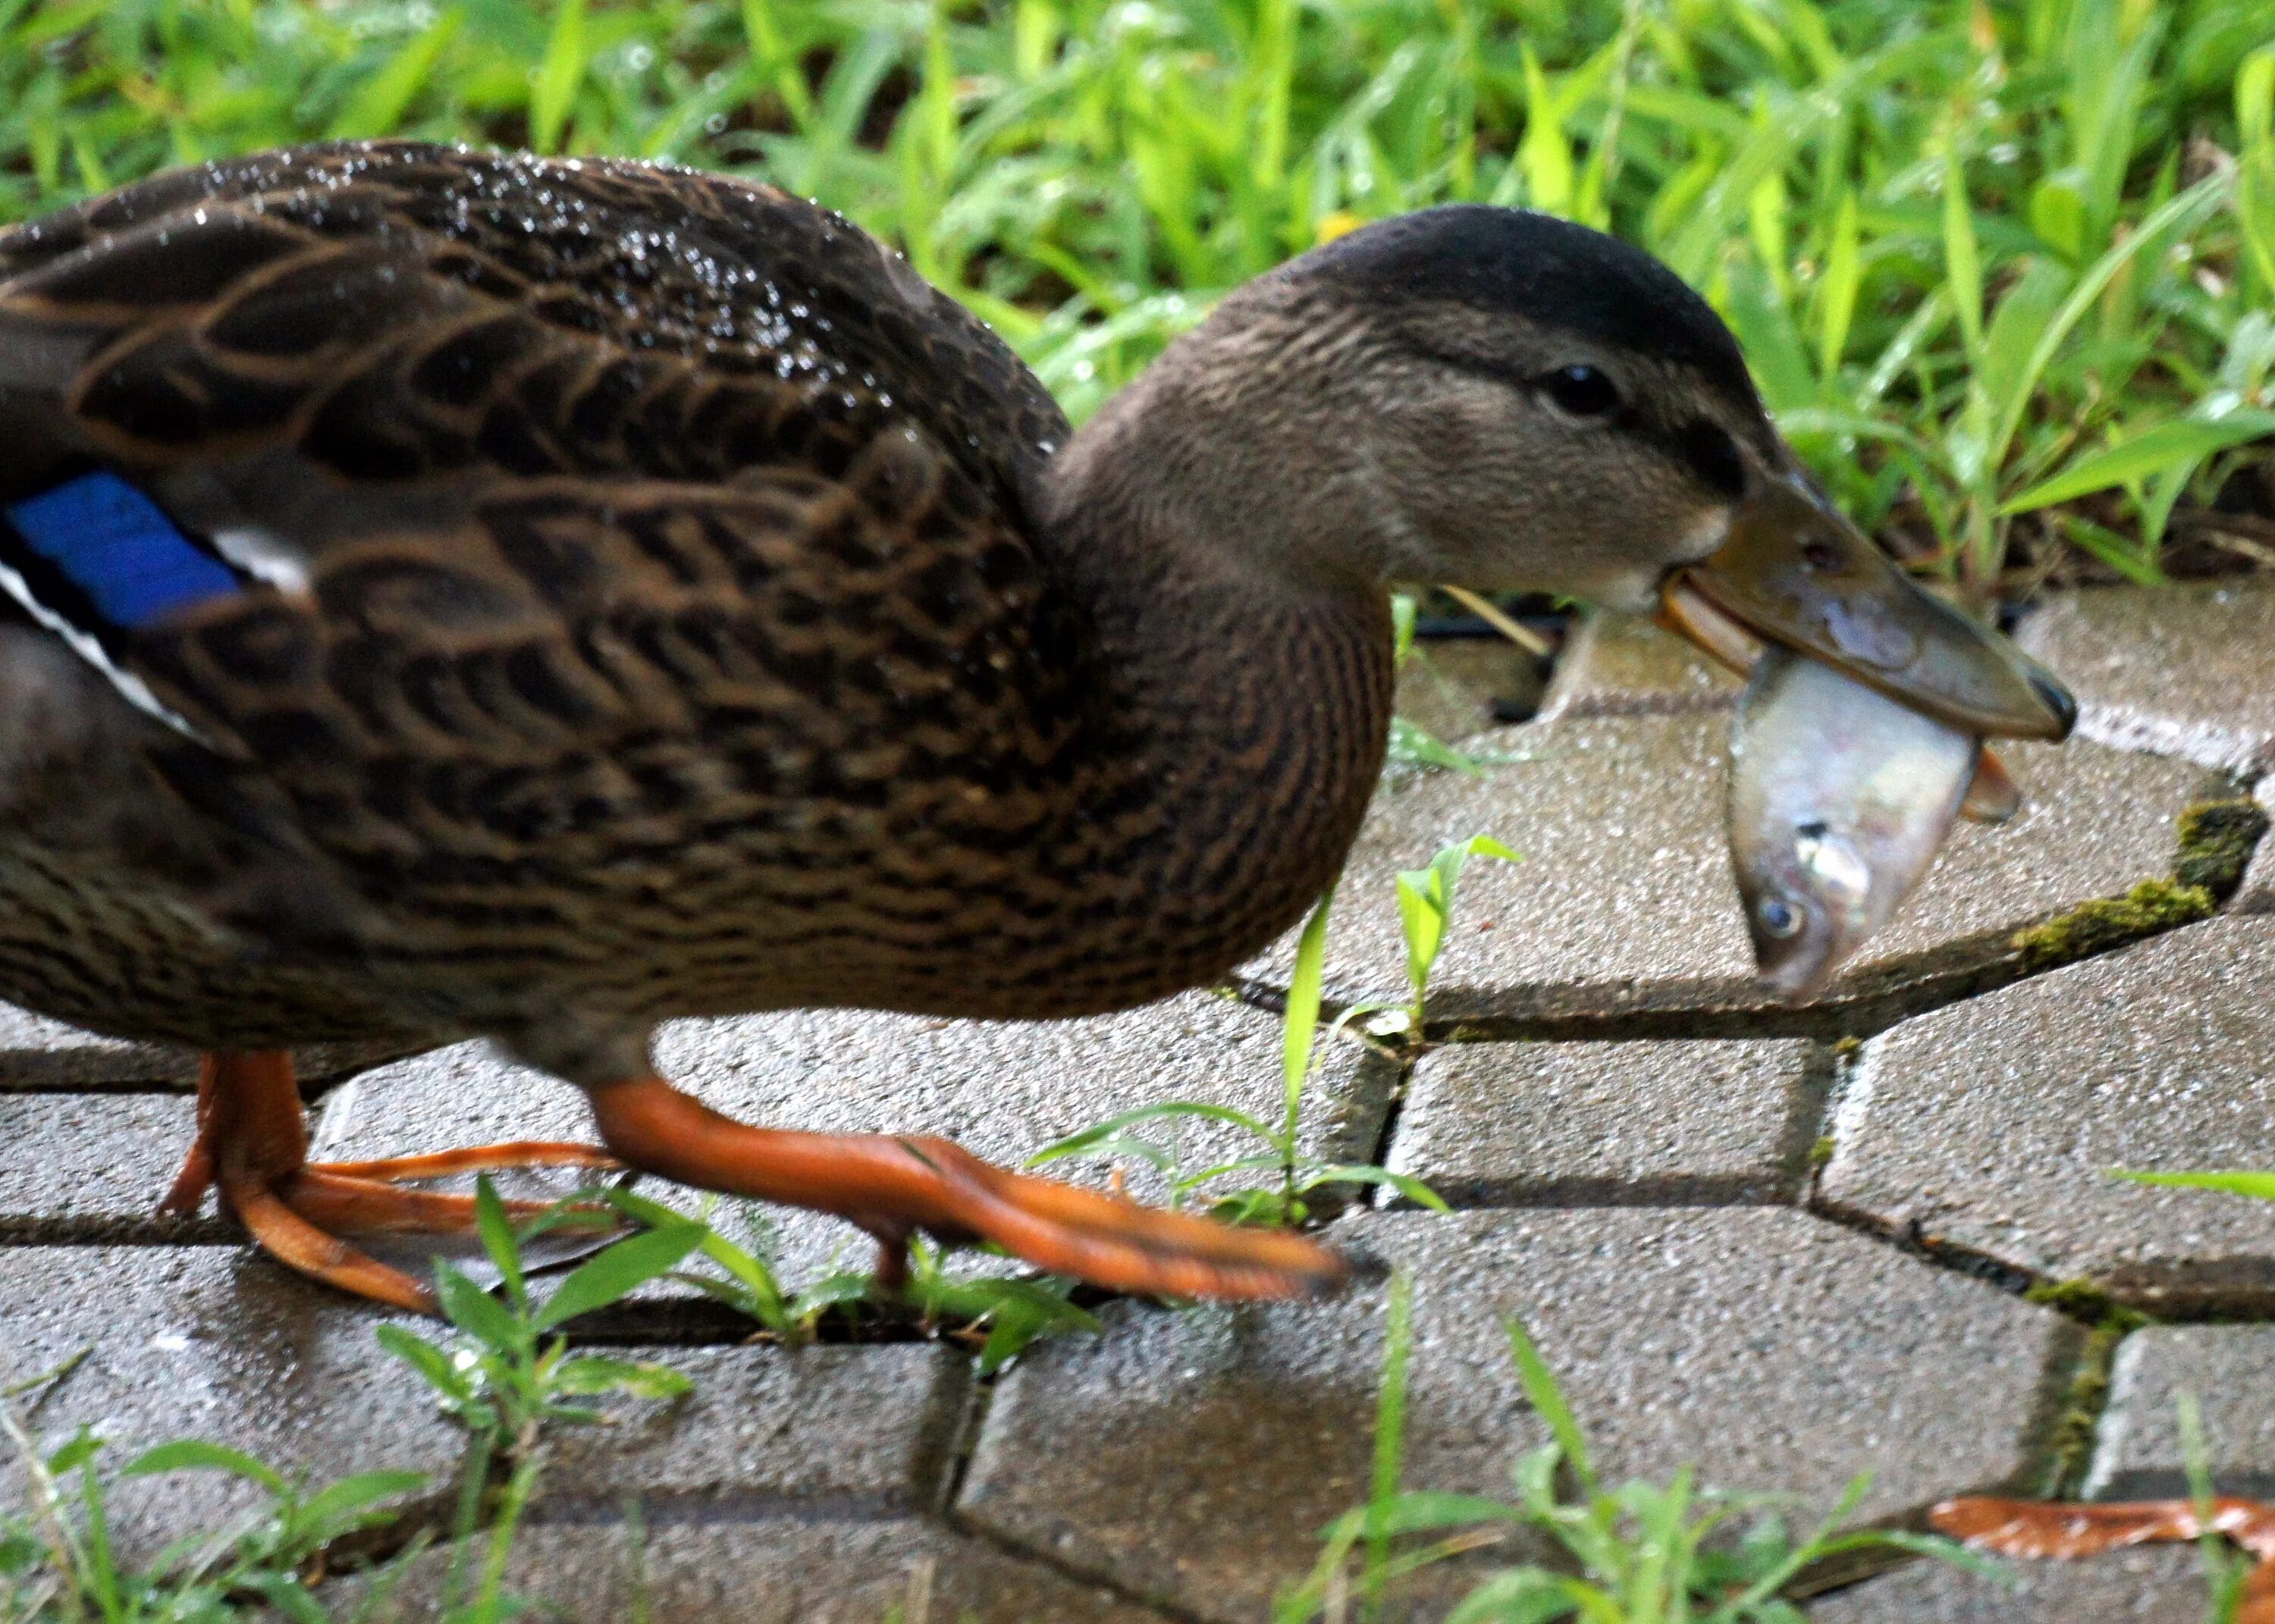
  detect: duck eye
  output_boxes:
[1542,364,1620,418]
[1756,898,1803,939]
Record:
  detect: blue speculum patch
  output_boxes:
[5,471,240,628]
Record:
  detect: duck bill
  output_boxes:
[1659,474,2077,741]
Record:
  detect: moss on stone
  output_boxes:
[2011,879,2216,973]
[2007,786,2266,980]
[2022,1278,2123,1319]
[2016,1283,2151,1495]
[2173,795,2270,901]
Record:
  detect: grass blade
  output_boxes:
[1304,1165,1452,1213]
[529,0,588,155]
[435,1261,523,1351]
[2058,516,2168,587]
[2113,1168,2275,1201]
[531,1220,706,1334]
[1986,169,2230,475]
[1504,1317,1593,1497]
[1395,871,1444,1008]
[1026,1100,1277,1168]
[325,9,461,139]
[293,1468,430,1534]
[1363,1268,1416,1622]
[376,1323,471,1406]
[549,1355,694,1400]
[1943,143,1985,365]
[121,1439,286,1490]
[475,1175,524,1311]
[1815,188,1860,384]
[1283,889,1333,1115]
[2002,413,2275,513]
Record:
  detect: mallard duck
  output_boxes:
[0,141,2073,1312]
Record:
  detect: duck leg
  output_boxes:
[158,1052,620,1312]
[583,1074,1347,1301]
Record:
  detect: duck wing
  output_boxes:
[0,143,1083,962]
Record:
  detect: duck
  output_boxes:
[0,140,2075,1314]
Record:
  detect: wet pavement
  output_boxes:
[4,585,2273,1619]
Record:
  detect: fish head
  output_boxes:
[1727,647,1981,1005]
[1736,816,1878,1002]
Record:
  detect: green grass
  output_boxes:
[2092,1165,2273,1619]
[0,1182,704,1623]
[1031,837,1507,1227]
[0,1178,1122,1619]
[607,1184,1102,1374]
[0,1420,424,1623]
[2,0,2270,591]
[1272,1271,1993,1622]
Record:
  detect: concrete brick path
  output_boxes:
[6,581,2274,1620]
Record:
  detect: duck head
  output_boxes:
[1063,204,2073,742]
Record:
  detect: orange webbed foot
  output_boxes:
[162,1052,621,1314]
[165,1053,1346,1313]
[585,1074,1348,1303]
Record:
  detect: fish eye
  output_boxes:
[1756,897,1803,939]
[1542,364,1621,418]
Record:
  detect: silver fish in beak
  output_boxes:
[1727,646,1980,1002]
[1662,469,2075,741]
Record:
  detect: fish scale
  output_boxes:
[1727,644,1980,1002]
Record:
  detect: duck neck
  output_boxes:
[1025,368,1397,1003]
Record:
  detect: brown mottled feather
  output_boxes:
[0,143,1389,1078]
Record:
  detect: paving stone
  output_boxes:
[347,1514,1167,1623]
[0,1246,467,1564]
[533,1342,966,1514]
[2228,772,2275,914]
[0,1023,434,1247]
[0,1243,974,1561]
[0,1091,223,1242]
[1537,609,1740,720]
[1385,1037,1827,1206]
[0,1080,433,1249]
[1808,1546,2209,1622]
[0,1002,193,1089]
[1821,917,2275,1310]
[2017,578,2275,776]
[1395,635,1546,741]
[312,992,1391,1287]
[958,1209,2073,1624]
[2083,1326,2275,1498]
[1239,710,2203,1028]
[968,1271,1429,1623]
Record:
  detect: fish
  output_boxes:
[1960,744,2021,823]
[1660,584,2020,826]
[1727,644,1981,1002]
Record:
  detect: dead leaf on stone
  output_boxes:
[1932,1495,2275,1621]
